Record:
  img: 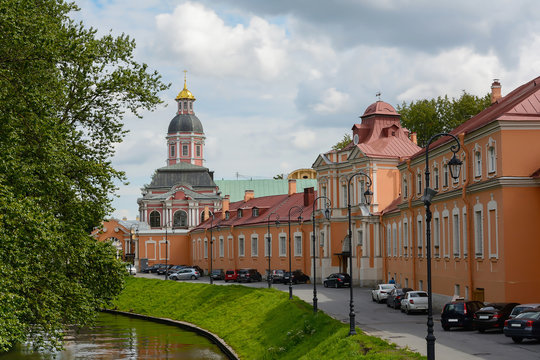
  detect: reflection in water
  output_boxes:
[0,312,227,359]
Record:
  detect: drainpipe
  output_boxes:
[406,159,417,288]
[379,213,386,282]
[459,133,474,299]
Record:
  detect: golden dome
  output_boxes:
[175,71,196,101]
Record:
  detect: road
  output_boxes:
[137,273,540,360]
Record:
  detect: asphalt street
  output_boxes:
[137,273,540,360]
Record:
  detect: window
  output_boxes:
[251,235,258,257]
[182,144,189,156]
[265,234,272,256]
[462,207,468,257]
[238,236,245,257]
[433,215,440,257]
[149,211,161,228]
[357,229,363,246]
[419,280,423,291]
[403,178,408,198]
[433,167,439,190]
[204,239,208,258]
[319,231,325,248]
[443,164,449,187]
[183,101,187,109]
[252,208,259,217]
[417,173,422,195]
[359,180,366,204]
[219,237,224,257]
[443,213,449,257]
[225,211,230,220]
[279,235,286,256]
[322,185,327,198]
[392,224,397,257]
[488,146,496,173]
[453,212,460,256]
[173,210,188,228]
[196,145,201,157]
[237,209,243,218]
[474,207,483,257]
[189,102,192,110]
[170,144,175,157]
[342,184,348,207]
[386,225,391,257]
[475,150,482,177]
[294,235,302,256]
[454,284,460,296]
[403,220,409,257]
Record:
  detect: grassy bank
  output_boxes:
[113,277,423,359]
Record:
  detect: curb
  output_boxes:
[102,309,240,360]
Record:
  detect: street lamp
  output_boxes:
[266,211,280,289]
[208,212,215,285]
[127,225,138,274]
[164,220,173,280]
[288,205,303,300]
[347,170,373,336]
[422,133,462,360]
[312,196,331,313]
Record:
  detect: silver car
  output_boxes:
[169,268,200,280]
[371,283,396,303]
[401,291,429,314]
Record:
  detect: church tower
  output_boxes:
[166,72,205,166]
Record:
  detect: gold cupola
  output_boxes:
[175,71,196,101]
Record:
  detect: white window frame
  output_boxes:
[487,138,497,175]
[474,202,484,258]
[452,208,460,257]
[264,233,272,257]
[238,236,245,257]
[462,206,468,257]
[182,144,189,157]
[403,219,409,257]
[392,223,397,257]
[251,234,258,257]
[487,197,499,259]
[442,209,449,258]
[204,238,208,258]
[433,211,440,258]
[417,215,423,257]
[474,144,482,178]
[294,233,302,256]
[279,233,287,257]
[386,224,392,257]
[403,177,408,199]
[417,172,422,195]
[219,236,224,257]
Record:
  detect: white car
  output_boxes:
[169,268,200,280]
[126,264,137,275]
[401,291,428,314]
[371,283,396,303]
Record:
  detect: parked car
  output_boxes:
[440,300,484,330]
[269,269,286,283]
[191,265,204,276]
[237,269,262,283]
[401,291,429,314]
[503,307,540,343]
[371,283,396,303]
[508,303,540,319]
[210,269,225,280]
[169,268,200,280]
[156,264,174,275]
[283,270,310,284]
[386,288,413,309]
[473,302,520,332]
[166,265,187,275]
[323,273,351,288]
[125,264,136,275]
[142,264,164,273]
[225,269,239,282]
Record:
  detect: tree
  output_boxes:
[0,0,169,351]
[397,91,491,146]
[332,133,352,150]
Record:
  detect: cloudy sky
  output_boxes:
[73,0,540,220]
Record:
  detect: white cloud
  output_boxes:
[312,88,351,114]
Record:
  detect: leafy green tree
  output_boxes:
[397,91,491,146]
[0,0,168,351]
[332,133,352,150]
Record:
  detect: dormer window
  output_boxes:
[252,208,259,217]
[237,209,243,218]
[225,211,230,220]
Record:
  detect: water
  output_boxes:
[0,312,228,359]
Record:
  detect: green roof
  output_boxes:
[215,179,317,202]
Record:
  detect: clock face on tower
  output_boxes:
[353,134,359,145]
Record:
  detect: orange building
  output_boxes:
[380,77,540,305]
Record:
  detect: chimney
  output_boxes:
[411,132,417,145]
[304,187,315,206]
[288,179,297,196]
[244,190,254,202]
[222,195,230,219]
[491,79,502,104]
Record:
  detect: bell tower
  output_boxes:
[166,71,205,166]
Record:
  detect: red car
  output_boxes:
[225,269,239,282]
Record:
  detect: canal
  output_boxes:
[0,312,228,359]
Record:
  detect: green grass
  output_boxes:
[113,277,424,360]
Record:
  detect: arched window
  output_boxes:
[173,210,188,228]
[149,211,161,228]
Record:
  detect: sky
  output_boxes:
[73,0,540,220]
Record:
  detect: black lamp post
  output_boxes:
[209,212,215,285]
[422,133,462,360]
[164,220,173,280]
[312,196,331,313]
[347,171,373,336]
[288,205,303,300]
[266,211,280,289]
